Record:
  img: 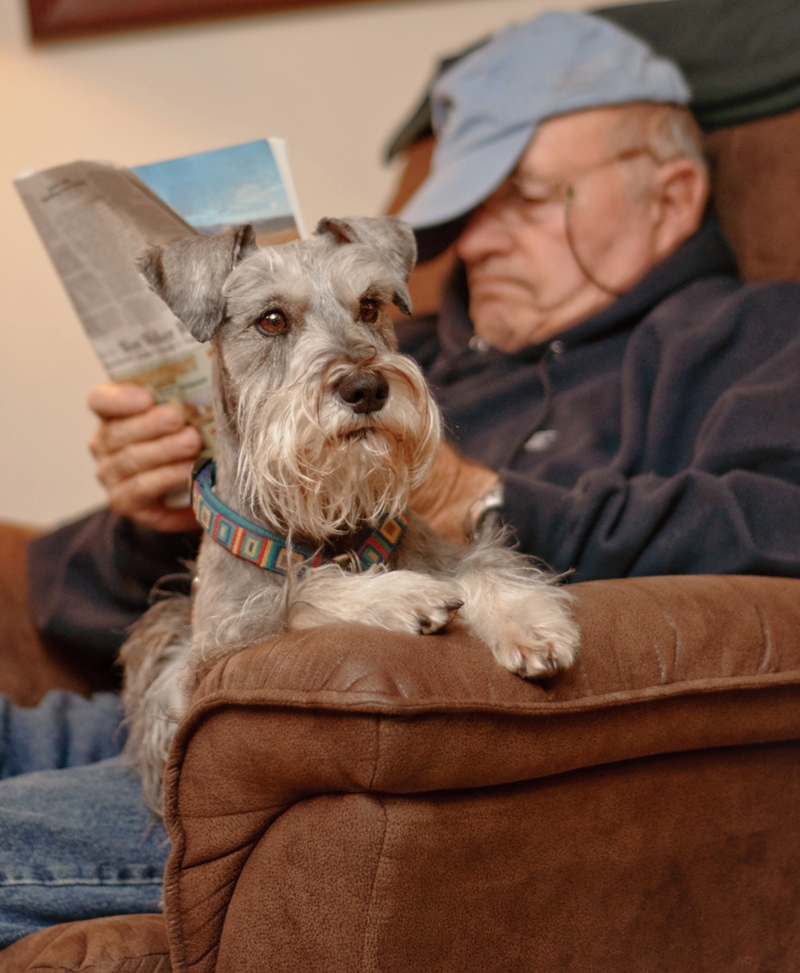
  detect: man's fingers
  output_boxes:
[106,461,197,517]
[90,402,188,458]
[105,458,200,534]
[87,381,204,534]
[96,426,202,488]
[137,505,201,534]
[87,382,154,420]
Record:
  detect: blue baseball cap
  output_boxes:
[399,10,691,244]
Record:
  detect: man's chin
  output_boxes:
[469,298,547,354]
[471,316,540,354]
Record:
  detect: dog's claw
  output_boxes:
[543,655,560,674]
[416,601,461,635]
[518,654,561,679]
[416,613,431,634]
[416,612,440,635]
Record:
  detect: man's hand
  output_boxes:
[410,440,499,545]
[88,382,203,533]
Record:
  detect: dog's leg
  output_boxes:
[286,564,464,636]
[451,534,579,678]
[120,595,193,814]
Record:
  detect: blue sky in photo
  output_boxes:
[133,140,292,229]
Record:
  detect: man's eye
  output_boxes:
[513,180,561,206]
[515,183,556,205]
[255,310,288,335]
[359,299,380,324]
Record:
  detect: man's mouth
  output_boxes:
[468,273,530,293]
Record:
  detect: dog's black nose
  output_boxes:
[338,370,390,415]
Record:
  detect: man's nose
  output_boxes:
[455,204,515,264]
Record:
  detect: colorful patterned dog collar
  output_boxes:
[191,459,408,575]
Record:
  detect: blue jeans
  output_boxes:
[0,691,169,948]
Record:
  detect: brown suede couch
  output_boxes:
[1,544,800,971]
[3,85,800,973]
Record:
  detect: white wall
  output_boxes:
[0,0,639,527]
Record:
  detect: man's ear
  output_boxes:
[138,224,258,342]
[316,216,417,315]
[651,158,710,259]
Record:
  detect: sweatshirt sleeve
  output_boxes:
[27,508,200,671]
[501,289,800,582]
[503,465,800,581]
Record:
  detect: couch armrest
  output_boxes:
[163,574,800,973]
[0,522,100,704]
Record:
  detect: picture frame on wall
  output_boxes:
[26,0,388,42]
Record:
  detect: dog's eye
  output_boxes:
[255,310,288,336]
[359,299,380,324]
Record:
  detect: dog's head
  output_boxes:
[138,216,441,540]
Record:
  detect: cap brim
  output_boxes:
[399,124,534,232]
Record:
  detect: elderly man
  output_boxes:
[55,9,800,638]
[5,9,800,949]
[389,12,800,581]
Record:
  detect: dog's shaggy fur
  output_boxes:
[120,216,579,813]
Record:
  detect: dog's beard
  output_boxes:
[235,354,441,541]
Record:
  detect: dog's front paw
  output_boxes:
[461,585,578,680]
[287,568,464,637]
[488,620,577,678]
[369,575,464,636]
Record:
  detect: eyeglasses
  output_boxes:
[482,145,657,226]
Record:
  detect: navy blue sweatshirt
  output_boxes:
[399,216,800,580]
[28,217,800,666]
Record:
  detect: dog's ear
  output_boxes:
[316,216,416,316]
[138,225,258,342]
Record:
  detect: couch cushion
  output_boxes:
[0,914,169,973]
[705,107,800,282]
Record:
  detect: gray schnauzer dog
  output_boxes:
[121,215,579,812]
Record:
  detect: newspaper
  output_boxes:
[15,139,306,454]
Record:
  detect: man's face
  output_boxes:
[455,107,669,353]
